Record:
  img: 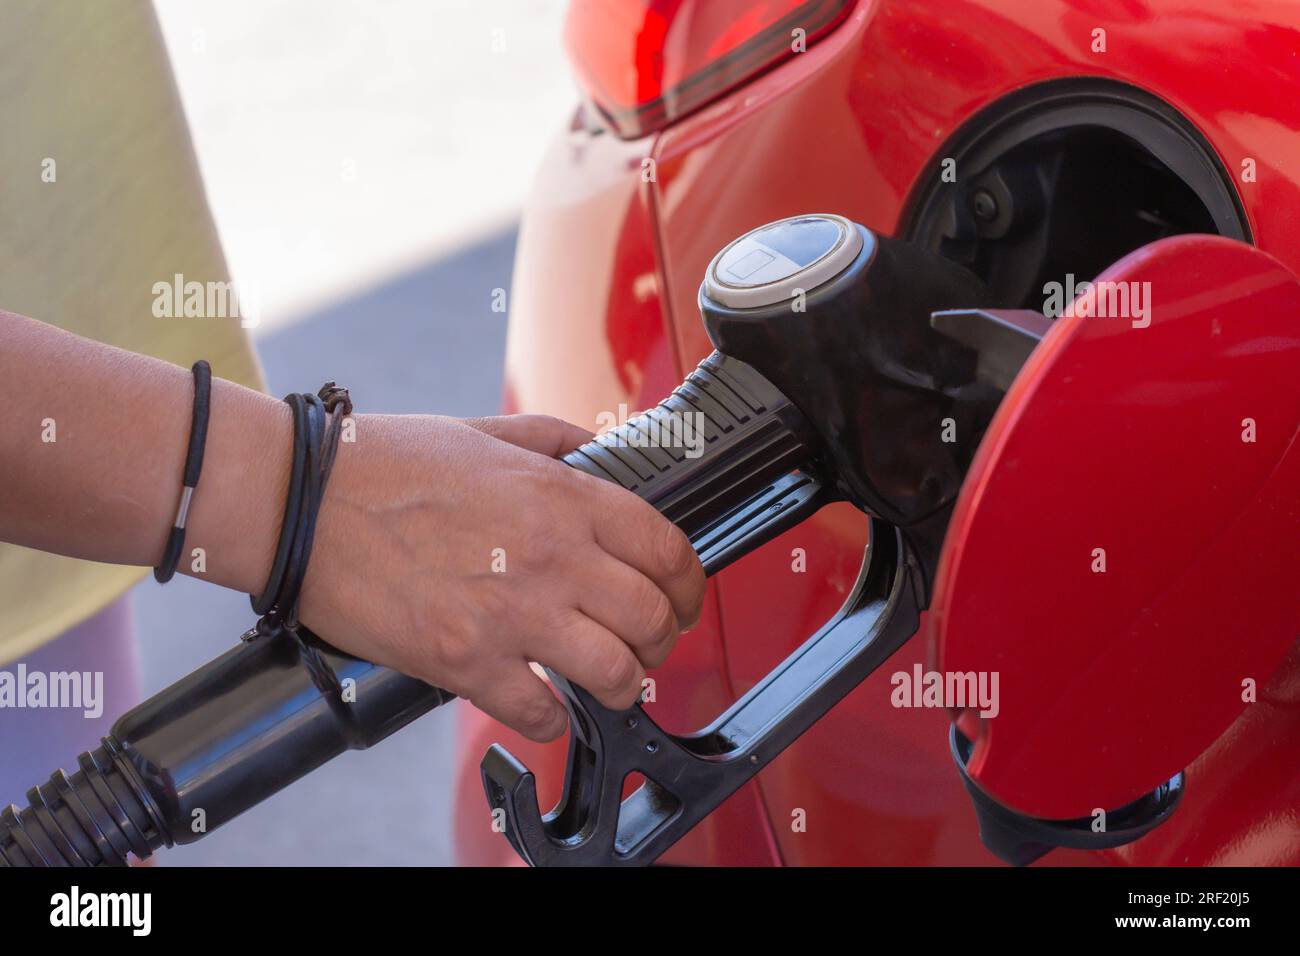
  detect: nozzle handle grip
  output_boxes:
[562,351,821,569]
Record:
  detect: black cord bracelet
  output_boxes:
[250,382,352,623]
[251,393,312,614]
[276,393,327,619]
[155,360,212,583]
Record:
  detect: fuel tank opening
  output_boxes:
[904,78,1251,311]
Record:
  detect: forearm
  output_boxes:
[0,310,287,594]
[0,309,709,741]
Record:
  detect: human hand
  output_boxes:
[298,413,706,741]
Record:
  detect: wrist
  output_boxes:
[294,410,373,630]
[180,381,293,595]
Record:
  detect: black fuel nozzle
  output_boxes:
[483,215,1018,866]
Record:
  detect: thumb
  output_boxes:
[464,413,593,458]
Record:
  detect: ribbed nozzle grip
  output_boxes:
[563,351,815,537]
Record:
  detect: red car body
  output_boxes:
[453,0,1300,865]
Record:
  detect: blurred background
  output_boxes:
[131,0,574,865]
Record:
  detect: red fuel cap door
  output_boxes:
[930,234,1300,820]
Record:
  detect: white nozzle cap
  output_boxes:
[704,214,868,309]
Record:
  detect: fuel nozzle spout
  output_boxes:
[564,215,1010,592]
[697,214,1003,529]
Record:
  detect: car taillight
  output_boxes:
[565,0,856,138]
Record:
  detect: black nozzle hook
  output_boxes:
[480,518,925,866]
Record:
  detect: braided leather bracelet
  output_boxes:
[250,382,352,623]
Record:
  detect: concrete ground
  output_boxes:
[129,226,516,865]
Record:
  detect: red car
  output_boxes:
[452,0,1300,866]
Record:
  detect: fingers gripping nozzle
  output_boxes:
[482,215,1015,866]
